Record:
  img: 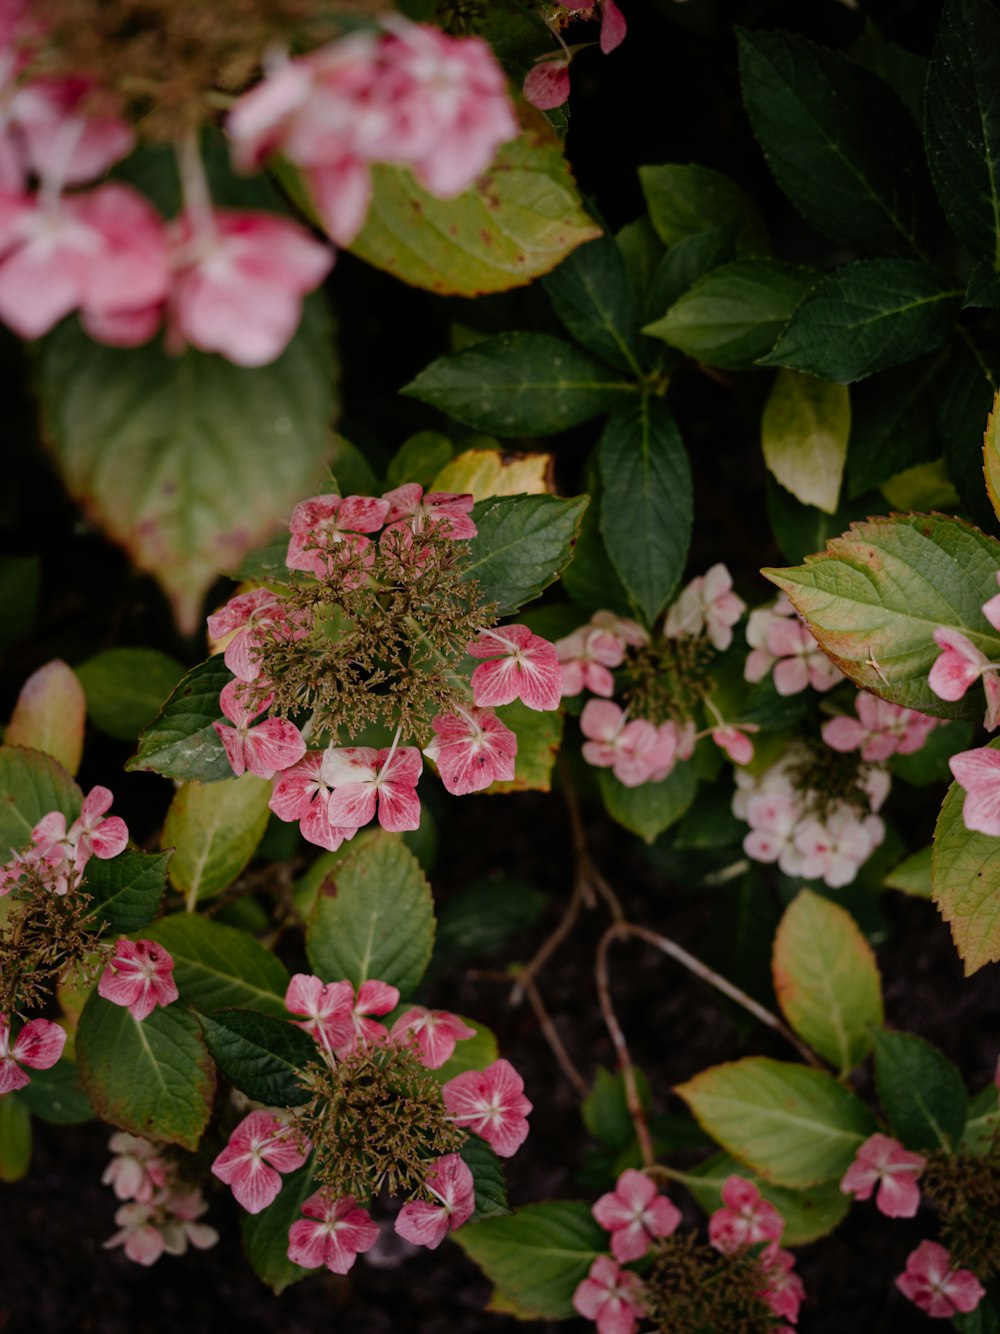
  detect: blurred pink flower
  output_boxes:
[840,1133,924,1218]
[896,1241,984,1318]
[394,1153,475,1249]
[572,1255,645,1334]
[592,1168,681,1263]
[708,1176,784,1254]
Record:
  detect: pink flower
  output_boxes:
[285,492,390,579]
[104,1187,218,1265]
[268,751,359,851]
[468,625,562,712]
[708,1176,784,1254]
[895,1241,985,1318]
[792,808,884,889]
[711,723,757,766]
[760,1244,806,1324]
[523,60,571,111]
[930,627,1000,730]
[287,1191,380,1273]
[580,699,661,787]
[442,1058,532,1157]
[211,1109,310,1214]
[665,564,746,650]
[168,210,333,367]
[22,785,128,895]
[0,1013,66,1094]
[555,620,628,698]
[394,1153,476,1249]
[11,77,134,186]
[382,483,476,540]
[840,1134,925,1218]
[322,744,423,833]
[207,588,305,683]
[572,1255,646,1334]
[948,747,1000,836]
[822,694,938,762]
[336,979,401,1056]
[423,707,517,795]
[390,1006,476,1069]
[102,1133,168,1204]
[70,785,129,863]
[764,615,842,696]
[97,939,179,1022]
[213,679,306,779]
[742,790,802,870]
[285,974,400,1058]
[592,1168,681,1263]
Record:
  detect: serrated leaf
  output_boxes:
[846,353,948,498]
[76,994,215,1149]
[143,913,290,1016]
[761,260,962,383]
[542,230,644,374]
[431,448,553,502]
[403,332,632,436]
[762,370,851,515]
[598,762,696,843]
[76,648,185,743]
[461,1138,510,1222]
[638,164,770,257]
[0,744,81,863]
[487,700,562,793]
[686,1152,850,1245]
[6,660,85,776]
[0,1096,31,1181]
[772,890,883,1073]
[932,745,1000,974]
[163,773,272,905]
[872,1028,967,1150]
[348,118,601,296]
[599,397,692,624]
[675,1057,876,1187]
[84,850,170,934]
[241,1158,317,1293]
[127,655,235,783]
[307,832,434,996]
[764,513,1000,718]
[464,493,589,615]
[15,1059,92,1124]
[198,1009,314,1106]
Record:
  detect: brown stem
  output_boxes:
[596,924,655,1166]
[521,976,590,1097]
[509,878,584,1006]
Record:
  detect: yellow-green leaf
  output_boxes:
[6,661,85,776]
[762,370,851,514]
[431,448,553,502]
[487,700,563,793]
[163,773,272,905]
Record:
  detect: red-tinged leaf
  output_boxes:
[6,661,86,777]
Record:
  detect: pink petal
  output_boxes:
[394,1199,451,1249]
[523,61,570,111]
[600,0,628,54]
[11,1017,66,1070]
[243,718,307,778]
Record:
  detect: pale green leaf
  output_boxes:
[686,1151,850,1245]
[6,660,85,776]
[163,773,272,905]
[76,648,185,743]
[638,164,770,256]
[0,745,81,864]
[143,913,290,1016]
[598,762,697,843]
[932,745,1000,974]
[762,371,851,514]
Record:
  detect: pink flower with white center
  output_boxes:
[269,751,359,851]
[103,1200,168,1266]
[592,1168,681,1263]
[97,939,179,1022]
[895,1241,985,1318]
[382,483,477,540]
[423,707,517,795]
[213,679,306,779]
[665,564,746,651]
[336,979,401,1056]
[711,723,757,766]
[757,614,842,696]
[760,1244,806,1325]
[948,746,1000,836]
[840,1133,925,1218]
[288,1191,380,1273]
[523,60,571,111]
[286,492,390,579]
[394,1153,476,1249]
[102,1133,168,1204]
[822,693,939,763]
[27,784,128,894]
[468,625,562,713]
[929,627,1000,731]
[285,974,355,1053]
[168,210,333,368]
[211,1109,310,1214]
[2,814,75,896]
[556,625,626,698]
[442,1058,532,1158]
[207,588,305,683]
[792,808,884,889]
[11,77,134,186]
[322,744,423,833]
[390,1007,476,1069]
[0,1013,66,1094]
[69,785,129,863]
[572,1255,646,1334]
[580,699,660,787]
[708,1176,784,1254]
[743,790,803,870]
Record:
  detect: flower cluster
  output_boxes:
[0,784,127,899]
[102,1132,217,1266]
[745,595,843,696]
[523,0,627,111]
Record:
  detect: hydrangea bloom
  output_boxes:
[665,563,745,650]
[523,60,571,111]
[928,627,1000,730]
[708,1176,784,1254]
[97,939,179,1021]
[442,1058,532,1157]
[895,1241,985,1318]
[394,1153,475,1249]
[322,744,423,833]
[0,1013,66,1094]
[285,974,400,1058]
[382,483,476,540]
[947,747,1000,836]
[14,783,129,895]
[745,608,842,696]
[840,1134,925,1218]
[791,808,885,889]
[572,1255,646,1334]
[207,588,304,683]
[9,77,134,186]
[579,700,678,787]
[285,492,390,579]
[468,625,562,712]
[556,613,635,698]
[423,707,517,795]
[592,1168,681,1262]
[213,679,306,779]
[390,1006,476,1069]
[822,694,939,762]
[211,1109,310,1214]
[711,722,756,766]
[287,1191,379,1273]
[760,1244,806,1325]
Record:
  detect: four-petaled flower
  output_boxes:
[592,1168,681,1262]
[285,974,400,1058]
[268,750,359,851]
[840,1133,925,1218]
[895,1240,985,1318]
[285,492,390,579]
[287,1191,380,1273]
[213,678,306,779]
[211,1109,311,1214]
[442,1058,532,1157]
[321,744,423,833]
[382,483,477,539]
[423,707,517,795]
[665,563,746,650]
[394,1153,476,1249]
[572,1255,646,1334]
[390,1006,476,1069]
[580,700,675,787]
[97,939,179,1022]
[468,625,562,713]
[0,1013,66,1095]
[708,1175,784,1254]
[822,694,938,762]
[948,747,1000,836]
[102,1132,168,1203]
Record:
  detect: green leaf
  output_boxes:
[638,164,770,257]
[76,995,215,1149]
[762,371,851,515]
[76,648,186,743]
[599,398,692,624]
[932,747,1000,974]
[0,744,81,863]
[84,850,170,934]
[6,660,85,776]
[645,227,739,318]
[542,230,644,375]
[241,1159,317,1293]
[940,338,999,535]
[598,762,696,843]
[163,773,272,905]
[561,474,633,616]
[198,1009,314,1107]
[487,700,562,793]
[925,0,1000,268]
[127,655,235,783]
[348,117,601,296]
[686,1152,850,1245]
[850,23,929,125]
[461,1138,510,1222]
[883,845,933,899]
[644,261,816,370]
[616,215,664,300]
[464,493,589,615]
[0,1096,31,1182]
[846,353,948,498]
[0,555,40,654]
[764,513,1000,718]
[872,1028,967,1151]
[403,333,632,436]
[143,913,290,1016]
[38,296,334,635]
[765,476,882,566]
[385,431,454,489]
[737,28,937,257]
[984,390,1000,527]
[962,1082,1000,1151]
[307,832,435,996]
[761,261,962,383]
[891,719,975,787]
[675,1056,877,1187]
[583,1066,650,1152]
[15,1059,93,1124]
[771,890,883,1074]
[456,1201,606,1320]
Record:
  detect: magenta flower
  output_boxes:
[0,1013,66,1094]
[287,1191,379,1273]
[930,627,1000,730]
[759,1244,806,1324]
[394,1153,476,1249]
[424,707,517,795]
[895,1240,985,1318]
[322,744,423,833]
[708,1176,784,1254]
[468,625,562,713]
[390,1006,476,1069]
[269,751,359,851]
[213,679,306,779]
[572,1255,646,1334]
[98,939,179,1022]
[442,1058,532,1158]
[285,492,390,579]
[822,694,938,762]
[592,1168,681,1263]
[579,700,661,787]
[840,1133,925,1218]
[947,747,1000,836]
[102,1132,168,1204]
[382,483,477,540]
[207,588,305,683]
[211,1109,310,1214]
